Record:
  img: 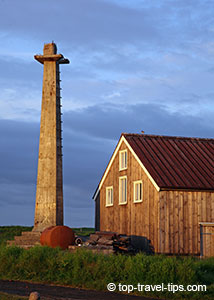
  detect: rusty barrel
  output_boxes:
[40,226,75,250]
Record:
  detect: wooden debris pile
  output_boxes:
[85,231,136,254]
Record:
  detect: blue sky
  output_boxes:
[0,0,213,227]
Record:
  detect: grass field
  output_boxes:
[0,226,33,246]
[71,227,95,236]
[0,226,214,299]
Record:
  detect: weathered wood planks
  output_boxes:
[97,141,214,255]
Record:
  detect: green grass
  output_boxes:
[0,226,33,246]
[1,226,213,299]
[0,245,213,299]
[72,227,95,236]
[0,226,95,246]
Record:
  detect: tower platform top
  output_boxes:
[34,42,69,64]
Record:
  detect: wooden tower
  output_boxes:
[33,43,69,232]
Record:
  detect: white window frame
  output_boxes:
[119,176,127,205]
[133,180,143,203]
[119,150,127,171]
[106,186,113,207]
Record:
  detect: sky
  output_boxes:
[0,0,214,228]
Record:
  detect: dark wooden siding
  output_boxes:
[99,141,160,252]
[96,135,214,255]
[159,191,214,255]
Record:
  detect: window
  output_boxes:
[133,180,143,203]
[106,186,113,206]
[119,176,127,204]
[119,150,127,170]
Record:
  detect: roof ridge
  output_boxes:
[122,133,214,142]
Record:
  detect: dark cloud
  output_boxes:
[0,119,39,185]
[0,118,110,227]
[0,203,35,226]
[63,102,214,140]
[0,0,214,227]
[1,99,212,226]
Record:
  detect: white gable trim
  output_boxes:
[124,137,160,192]
[93,136,160,200]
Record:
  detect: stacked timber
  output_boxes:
[113,235,136,254]
[85,231,136,254]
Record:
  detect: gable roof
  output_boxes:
[124,133,214,191]
[93,133,214,200]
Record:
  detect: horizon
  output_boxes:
[0,0,213,227]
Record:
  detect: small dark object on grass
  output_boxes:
[75,237,82,245]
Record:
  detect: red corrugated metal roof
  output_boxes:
[123,133,214,190]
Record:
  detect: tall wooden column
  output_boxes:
[33,43,69,232]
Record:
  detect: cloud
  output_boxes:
[0,118,111,227]
[0,119,39,185]
[0,95,213,227]
[0,0,212,54]
[0,0,214,227]
[0,56,42,120]
[1,0,214,122]
[63,102,214,140]
[0,182,35,208]
[0,0,157,47]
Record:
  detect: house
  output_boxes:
[93,133,214,255]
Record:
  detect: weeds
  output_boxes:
[0,226,212,299]
[0,226,32,246]
[0,245,213,299]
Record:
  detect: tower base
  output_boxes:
[7,231,41,249]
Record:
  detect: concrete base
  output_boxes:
[7,231,41,249]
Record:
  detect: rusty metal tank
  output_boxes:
[40,226,75,250]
